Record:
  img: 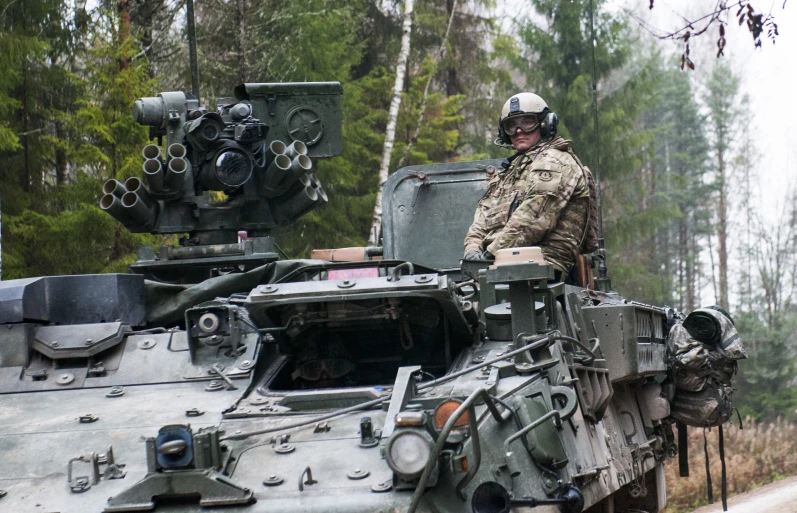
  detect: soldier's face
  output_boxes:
[509,126,541,152]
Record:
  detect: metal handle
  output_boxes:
[387,261,415,282]
[502,410,561,466]
[550,385,578,421]
[455,281,478,300]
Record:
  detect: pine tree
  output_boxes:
[705,61,741,310]
[733,94,758,312]
[513,0,659,300]
[2,1,159,278]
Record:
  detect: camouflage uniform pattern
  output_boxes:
[463,137,592,273]
[667,309,747,427]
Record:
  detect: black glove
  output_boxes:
[464,250,494,261]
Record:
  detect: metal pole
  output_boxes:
[589,0,610,290]
[589,0,602,237]
[186,0,200,98]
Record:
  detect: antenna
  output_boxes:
[588,0,611,292]
[186,0,200,98]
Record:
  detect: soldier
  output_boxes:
[463,93,598,281]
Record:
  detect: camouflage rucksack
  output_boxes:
[667,308,747,427]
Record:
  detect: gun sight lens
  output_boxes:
[213,148,252,188]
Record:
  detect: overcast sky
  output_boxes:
[625,0,795,222]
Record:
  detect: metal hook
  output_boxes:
[298,466,317,491]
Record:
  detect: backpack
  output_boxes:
[669,307,747,511]
[667,308,747,427]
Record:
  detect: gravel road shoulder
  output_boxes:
[689,475,797,513]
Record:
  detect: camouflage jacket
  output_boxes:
[463,137,591,273]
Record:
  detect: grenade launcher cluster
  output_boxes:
[98,82,343,245]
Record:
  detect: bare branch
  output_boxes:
[633,1,784,70]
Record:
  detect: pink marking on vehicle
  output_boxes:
[328,268,379,280]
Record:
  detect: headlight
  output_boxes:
[385,430,432,481]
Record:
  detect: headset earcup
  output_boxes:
[497,117,506,144]
[540,112,559,139]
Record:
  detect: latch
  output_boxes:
[67,447,126,493]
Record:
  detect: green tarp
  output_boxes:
[144,260,325,326]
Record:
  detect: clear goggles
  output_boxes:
[292,358,356,381]
[501,114,539,136]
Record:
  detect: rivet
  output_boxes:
[371,480,392,493]
[263,474,284,486]
[56,373,75,386]
[205,380,224,392]
[347,468,370,480]
[106,386,124,398]
[275,443,295,454]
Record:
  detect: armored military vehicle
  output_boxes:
[0,81,737,513]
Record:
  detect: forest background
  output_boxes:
[0,0,795,427]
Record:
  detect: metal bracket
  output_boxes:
[67,447,126,493]
[381,365,421,439]
[105,469,254,511]
[359,417,379,447]
[104,426,253,512]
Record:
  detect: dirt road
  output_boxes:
[689,475,797,513]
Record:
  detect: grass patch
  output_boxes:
[664,418,797,512]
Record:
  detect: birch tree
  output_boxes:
[368,0,414,246]
[395,0,458,170]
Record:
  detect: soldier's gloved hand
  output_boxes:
[481,250,494,261]
[463,250,483,261]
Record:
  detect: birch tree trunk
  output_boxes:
[369,0,414,246]
[396,0,458,171]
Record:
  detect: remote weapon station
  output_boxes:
[0,8,745,511]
